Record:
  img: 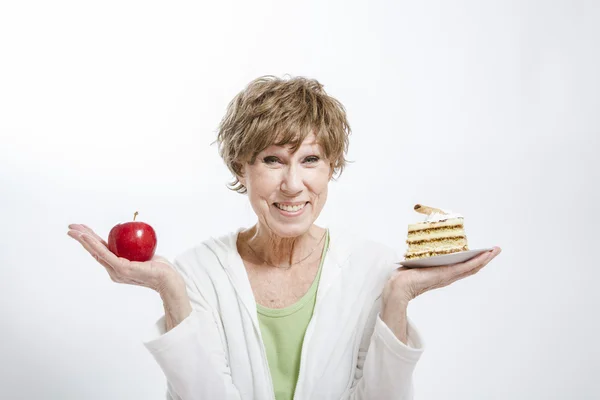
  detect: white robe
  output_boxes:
[143,227,425,400]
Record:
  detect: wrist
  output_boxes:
[160,281,192,330]
[159,276,188,305]
[382,287,413,310]
[381,298,409,320]
[380,302,409,344]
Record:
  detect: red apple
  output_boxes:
[108,211,157,262]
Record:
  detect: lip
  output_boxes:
[273,202,309,217]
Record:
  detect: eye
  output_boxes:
[304,155,320,163]
[263,156,281,165]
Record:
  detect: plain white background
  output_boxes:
[1,0,598,399]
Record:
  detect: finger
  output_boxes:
[444,249,497,277]
[430,251,491,285]
[467,248,501,275]
[446,249,501,284]
[79,233,126,270]
[452,258,489,282]
[68,224,109,247]
[69,231,157,287]
[69,231,108,264]
[80,224,109,247]
[69,231,121,278]
[395,248,499,278]
[79,225,109,248]
[68,224,90,235]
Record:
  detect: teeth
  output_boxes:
[275,203,306,212]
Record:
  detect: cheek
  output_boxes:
[309,169,330,200]
[315,166,332,188]
[248,170,281,200]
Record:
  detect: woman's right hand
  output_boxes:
[67,224,183,295]
[68,223,193,330]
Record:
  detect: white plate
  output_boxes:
[398,248,494,268]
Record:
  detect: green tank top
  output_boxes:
[257,231,330,400]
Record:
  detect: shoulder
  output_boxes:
[171,229,240,281]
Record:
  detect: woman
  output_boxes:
[68,76,501,400]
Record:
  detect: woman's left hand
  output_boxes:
[383,247,502,308]
[379,247,501,343]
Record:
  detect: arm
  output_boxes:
[66,225,244,399]
[343,297,424,400]
[143,258,243,400]
[344,246,502,399]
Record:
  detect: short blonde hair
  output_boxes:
[216,75,351,194]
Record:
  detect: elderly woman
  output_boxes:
[68,76,501,400]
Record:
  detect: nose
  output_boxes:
[280,164,303,195]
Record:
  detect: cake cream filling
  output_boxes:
[409,218,465,231]
[407,234,467,244]
[407,226,465,237]
[406,237,468,253]
[274,202,308,212]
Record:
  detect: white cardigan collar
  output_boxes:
[207,226,357,326]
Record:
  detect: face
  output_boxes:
[238,133,332,238]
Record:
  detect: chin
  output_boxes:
[264,215,315,238]
[268,222,313,239]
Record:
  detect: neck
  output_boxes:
[244,224,326,268]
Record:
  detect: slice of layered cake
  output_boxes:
[404,204,469,260]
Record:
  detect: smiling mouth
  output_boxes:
[274,202,308,212]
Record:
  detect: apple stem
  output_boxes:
[133,211,138,221]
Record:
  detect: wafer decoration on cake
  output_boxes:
[403,204,469,260]
[414,204,447,216]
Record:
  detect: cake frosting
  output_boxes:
[424,210,464,223]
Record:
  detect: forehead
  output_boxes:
[269,133,320,152]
